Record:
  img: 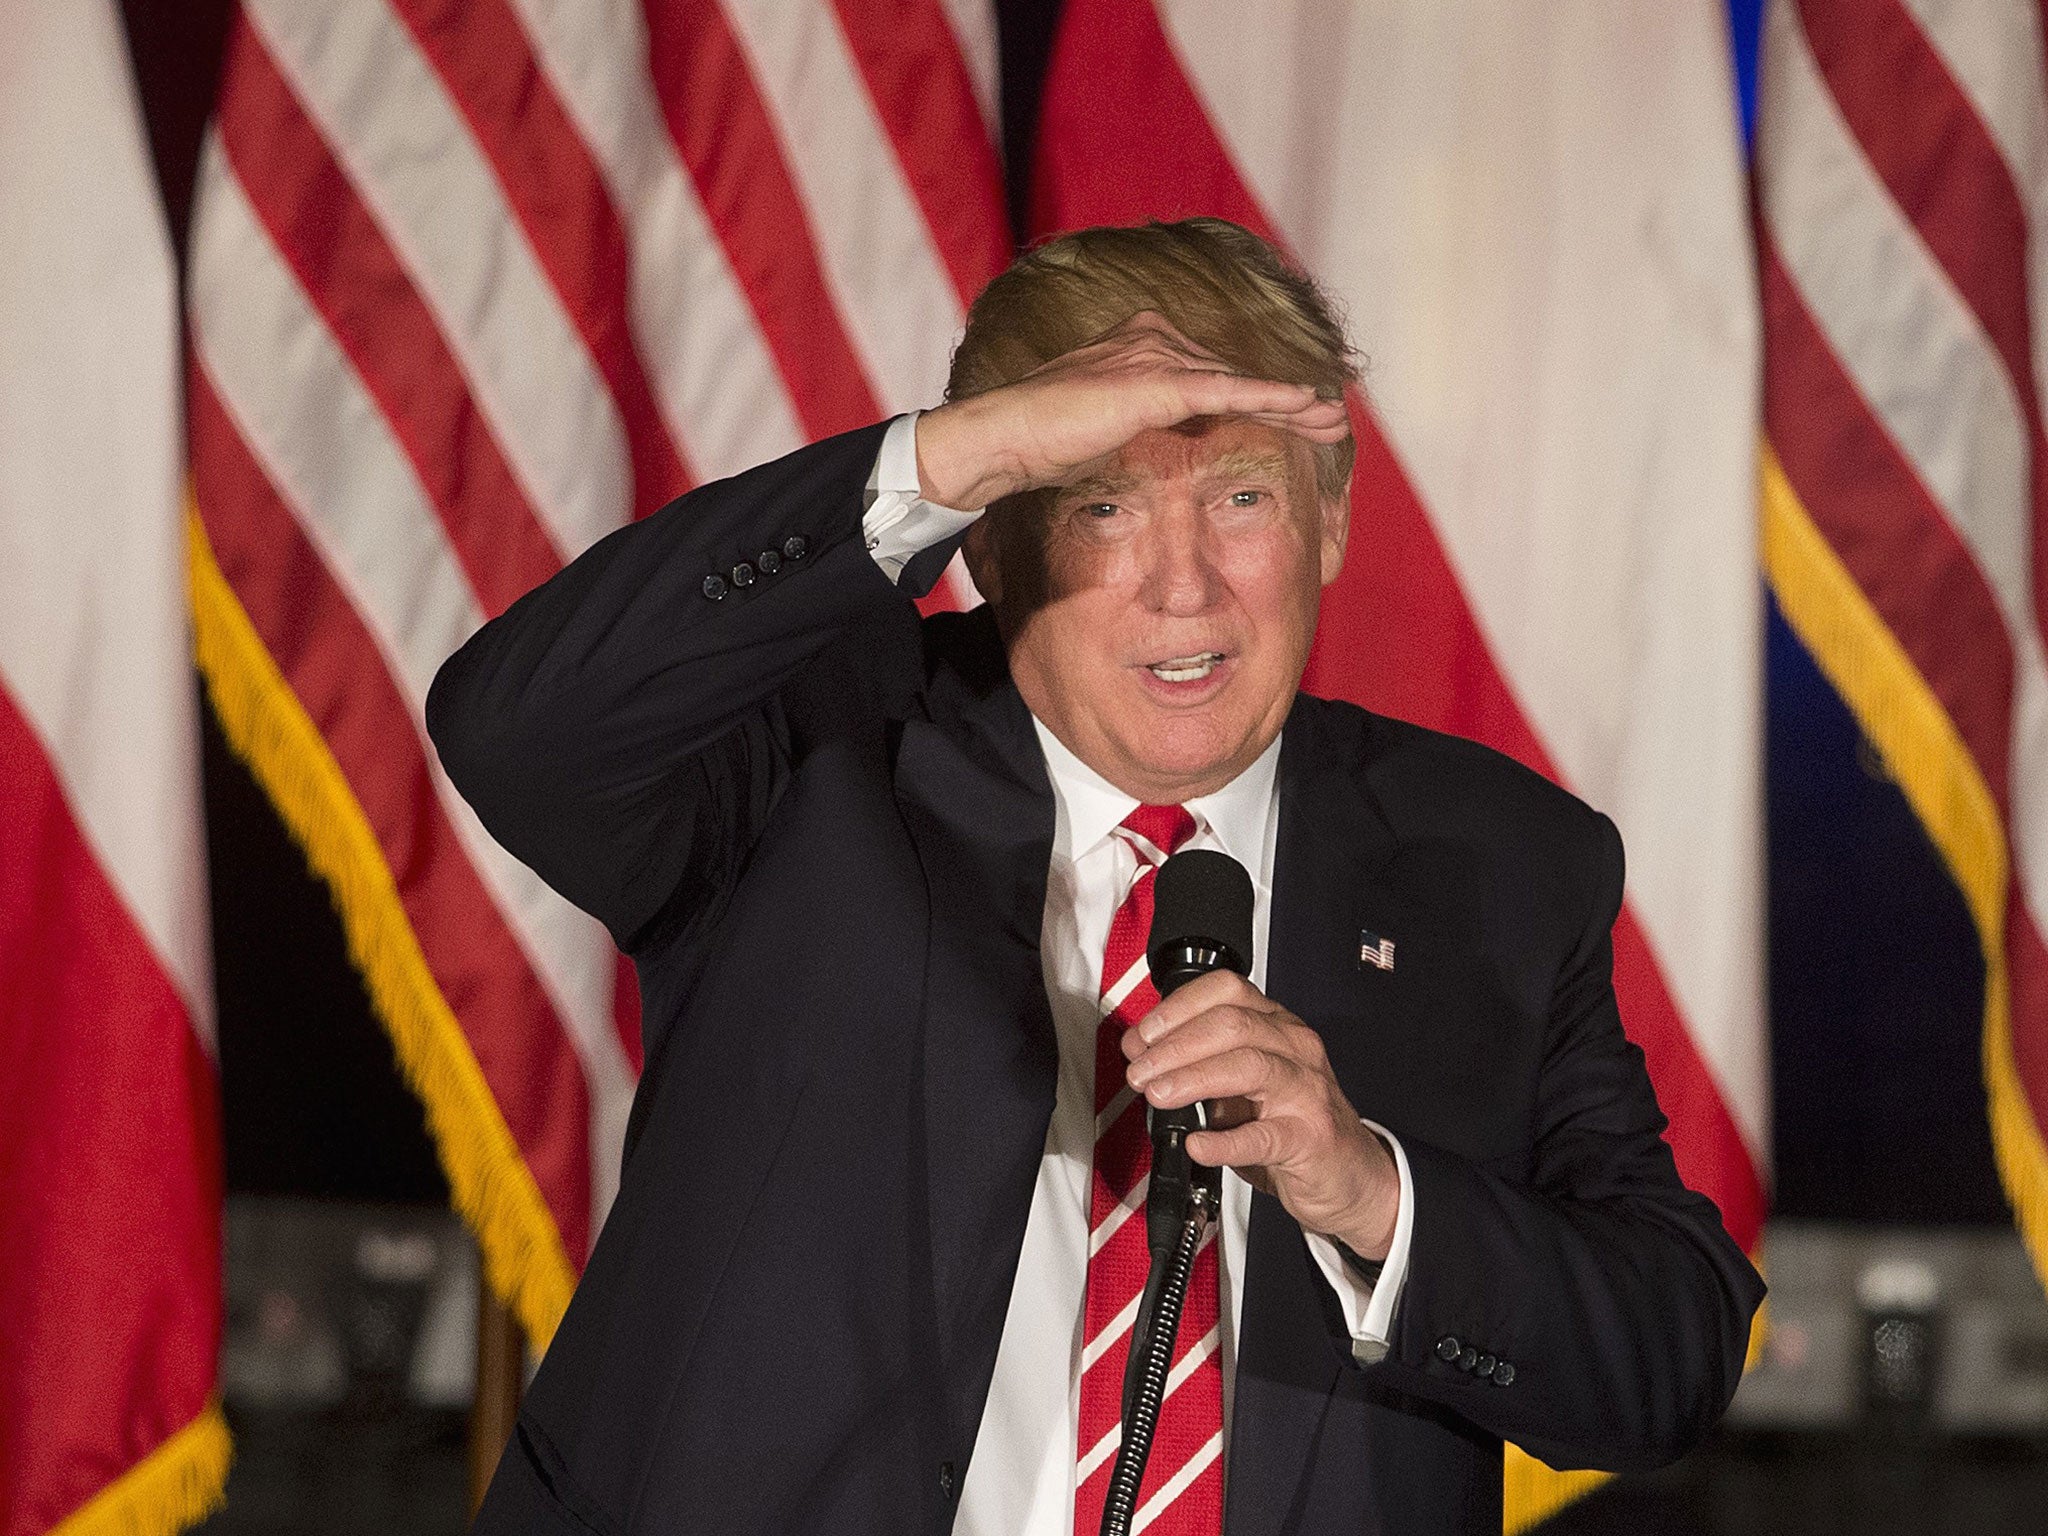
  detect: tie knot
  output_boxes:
[1118,803,1196,864]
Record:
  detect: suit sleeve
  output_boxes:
[426,421,920,954]
[1363,812,1764,1473]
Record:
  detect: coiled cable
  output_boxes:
[1098,1193,1212,1536]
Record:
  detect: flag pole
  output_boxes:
[468,1274,524,1516]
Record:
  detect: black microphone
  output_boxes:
[1143,848,1254,1253]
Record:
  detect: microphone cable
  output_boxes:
[1098,1177,1216,1536]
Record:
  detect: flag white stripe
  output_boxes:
[1761,3,2048,937]
[189,145,637,1192]
[1897,0,2048,223]
[242,0,630,560]
[1896,0,2048,440]
[508,0,808,482]
[720,0,961,413]
[0,0,211,1032]
[937,0,1001,141]
[1131,1430,1222,1534]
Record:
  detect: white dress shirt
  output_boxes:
[859,413,1417,1534]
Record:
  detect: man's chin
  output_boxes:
[1110,720,1264,801]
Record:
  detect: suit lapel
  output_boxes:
[1228,698,1398,1536]
[894,658,1059,1452]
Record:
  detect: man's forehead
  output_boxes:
[1061,421,1303,496]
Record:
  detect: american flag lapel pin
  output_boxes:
[1358,929,1396,971]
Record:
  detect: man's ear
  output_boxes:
[962,513,1002,608]
[1319,477,1352,587]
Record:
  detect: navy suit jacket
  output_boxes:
[429,422,1763,1536]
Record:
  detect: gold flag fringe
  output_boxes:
[1761,446,2048,1292]
[186,504,576,1349]
[49,1401,230,1536]
[1503,1449,1609,1536]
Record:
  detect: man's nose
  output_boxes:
[1138,510,1221,615]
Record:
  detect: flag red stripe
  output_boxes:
[0,686,220,1535]
[1611,908,1765,1246]
[829,0,1011,307]
[640,0,880,440]
[392,0,695,518]
[1760,234,2018,812]
[190,363,595,1260]
[1035,0,1764,1247]
[216,25,564,622]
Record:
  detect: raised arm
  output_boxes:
[426,422,907,951]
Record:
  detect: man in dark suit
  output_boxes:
[432,219,1762,1536]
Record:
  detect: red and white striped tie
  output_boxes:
[1075,803,1224,1535]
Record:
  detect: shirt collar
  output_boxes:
[1031,715,1282,871]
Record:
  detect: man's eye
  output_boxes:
[1084,502,1120,519]
[1229,490,1263,507]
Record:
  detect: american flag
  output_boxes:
[185,0,1007,1346]
[1756,0,2048,1300]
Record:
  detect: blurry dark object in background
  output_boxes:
[200,1199,473,1536]
[1860,1257,1942,1428]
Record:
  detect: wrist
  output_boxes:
[913,396,1018,511]
[1328,1128,1400,1261]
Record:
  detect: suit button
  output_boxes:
[1492,1360,1516,1387]
[701,574,727,601]
[730,561,756,588]
[1476,1353,1496,1377]
[757,548,783,575]
[1435,1336,1461,1363]
[1457,1346,1480,1373]
[782,534,809,560]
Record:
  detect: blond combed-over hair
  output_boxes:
[946,218,1360,498]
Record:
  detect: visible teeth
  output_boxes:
[1148,652,1223,682]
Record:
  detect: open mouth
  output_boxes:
[1145,651,1227,683]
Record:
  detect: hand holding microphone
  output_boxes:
[1126,852,1400,1265]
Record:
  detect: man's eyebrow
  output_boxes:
[1057,471,1139,500]
[1201,448,1294,483]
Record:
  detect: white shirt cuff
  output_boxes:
[862,411,983,584]
[1301,1120,1414,1366]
